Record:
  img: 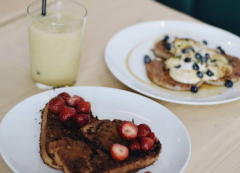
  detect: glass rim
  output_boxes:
[27,0,87,25]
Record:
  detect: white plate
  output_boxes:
[0,86,190,173]
[105,20,240,105]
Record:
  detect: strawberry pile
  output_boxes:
[110,121,159,161]
[48,92,92,128]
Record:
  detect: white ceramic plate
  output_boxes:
[0,87,190,173]
[105,20,240,105]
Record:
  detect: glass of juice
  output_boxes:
[27,0,87,89]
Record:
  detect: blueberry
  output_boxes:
[182,48,189,54]
[225,80,233,88]
[190,47,195,52]
[174,65,181,69]
[195,53,202,59]
[184,57,191,62]
[191,86,198,93]
[205,53,210,59]
[166,43,172,50]
[192,63,199,70]
[206,70,214,76]
[203,40,207,45]
[144,55,151,64]
[164,35,169,41]
[197,71,203,78]
[201,57,207,63]
[217,46,225,54]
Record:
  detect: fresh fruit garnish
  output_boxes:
[73,113,90,127]
[149,132,158,143]
[140,137,154,152]
[59,105,77,122]
[119,121,138,140]
[66,95,84,107]
[58,92,71,101]
[137,124,151,139]
[110,144,129,161]
[48,97,65,114]
[129,139,140,151]
[77,101,91,113]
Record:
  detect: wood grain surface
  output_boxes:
[0,0,240,173]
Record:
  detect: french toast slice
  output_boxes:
[40,104,97,169]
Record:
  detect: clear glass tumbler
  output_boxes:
[27,0,87,89]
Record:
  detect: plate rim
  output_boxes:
[104,20,240,105]
[0,86,191,173]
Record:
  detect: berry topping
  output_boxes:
[59,105,77,122]
[201,57,207,63]
[144,55,151,64]
[190,47,195,52]
[137,124,151,138]
[192,63,199,70]
[206,70,214,76]
[197,71,203,78]
[149,132,158,143]
[119,121,138,140]
[195,53,202,59]
[203,40,207,45]
[66,95,84,107]
[184,57,191,62]
[129,139,141,151]
[163,35,169,41]
[217,46,225,54]
[73,113,90,127]
[191,86,198,93]
[58,92,71,101]
[49,97,65,114]
[110,144,129,161]
[225,80,233,88]
[182,48,189,54]
[77,101,91,114]
[140,137,154,152]
[174,65,181,69]
[205,53,210,59]
[166,43,172,50]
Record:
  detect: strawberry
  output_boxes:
[149,132,158,143]
[137,124,151,139]
[66,95,84,107]
[59,105,77,122]
[119,121,138,140]
[58,92,71,101]
[140,137,154,152]
[73,114,90,127]
[110,144,129,161]
[129,139,140,151]
[48,97,65,114]
[77,101,91,113]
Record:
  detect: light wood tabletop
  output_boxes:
[1,0,240,172]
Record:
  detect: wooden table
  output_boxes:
[1,0,240,172]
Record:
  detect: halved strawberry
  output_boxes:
[48,97,65,114]
[66,95,84,107]
[129,139,140,151]
[137,124,151,139]
[119,121,138,140]
[110,144,129,161]
[149,132,158,143]
[58,92,71,101]
[140,137,154,152]
[59,105,77,122]
[77,101,91,113]
[73,114,90,127]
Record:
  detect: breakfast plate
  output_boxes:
[0,86,190,173]
[105,20,240,105]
